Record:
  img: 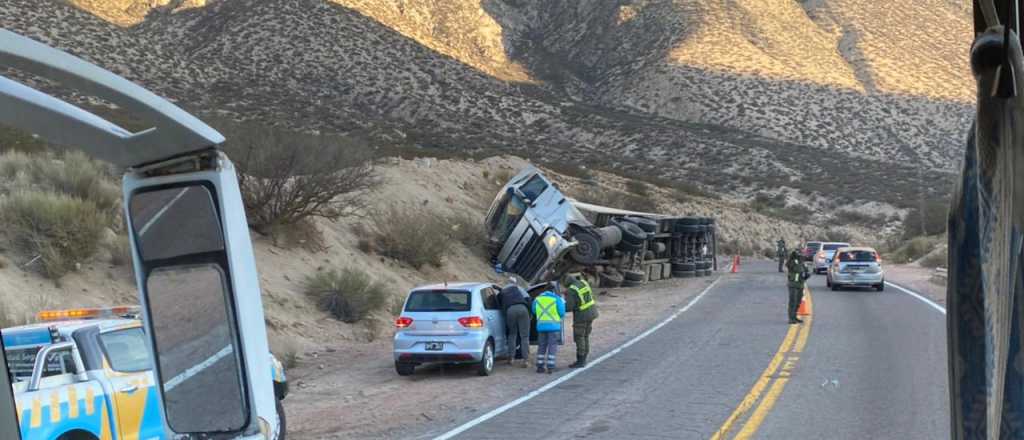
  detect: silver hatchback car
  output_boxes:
[393,282,510,376]
[827,247,885,291]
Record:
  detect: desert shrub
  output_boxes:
[448,212,485,252]
[0,124,48,155]
[272,338,300,369]
[304,268,389,323]
[823,228,853,243]
[215,120,379,235]
[625,179,649,196]
[106,235,133,266]
[371,206,452,269]
[919,246,948,268]
[902,200,948,238]
[890,236,937,264]
[0,300,26,329]
[0,151,120,216]
[390,297,405,316]
[2,191,107,279]
[834,209,887,228]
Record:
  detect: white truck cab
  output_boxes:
[0,29,281,439]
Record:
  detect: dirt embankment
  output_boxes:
[885,264,946,307]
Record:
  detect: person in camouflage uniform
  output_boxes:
[786,249,809,324]
[563,274,598,368]
[776,239,787,273]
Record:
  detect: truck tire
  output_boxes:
[677,225,704,234]
[570,231,602,264]
[624,270,646,282]
[599,270,624,287]
[395,362,415,376]
[679,270,696,278]
[673,263,697,272]
[617,240,643,253]
[676,217,701,226]
[276,399,287,440]
[622,278,642,288]
[613,219,646,245]
[624,216,657,233]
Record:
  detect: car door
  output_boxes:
[0,30,278,439]
[480,288,506,355]
[98,327,163,440]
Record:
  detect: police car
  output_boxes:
[3,307,288,440]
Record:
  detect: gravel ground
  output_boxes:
[283,274,721,439]
[885,264,947,307]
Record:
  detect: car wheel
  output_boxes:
[276,399,287,440]
[477,340,495,376]
[877,283,885,292]
[395,362,415,376]
[831,283,840,291]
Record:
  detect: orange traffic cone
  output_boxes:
[797,297,810,316]
[731,255,740,273]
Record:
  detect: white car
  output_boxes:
[814,242,852,274]
[827,247,885,291]
[393,282,512,376]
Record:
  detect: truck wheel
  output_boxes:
[679,270,696,278]
[624,270,646,282]
[673,263,697,272]
[622,279,642,287]
[599,270,624,287]
[477,340,495,376]
[614,219,646,244]
[276,399,287,440]
[395,362,415,376]
[676,217,701,226]
[570,231,602,264]
[617,240,643,253]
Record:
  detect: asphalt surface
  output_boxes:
[437,261,949,440]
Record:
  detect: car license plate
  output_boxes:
[425,342,443,351]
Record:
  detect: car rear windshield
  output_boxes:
[404,290,472,312]
[839,250,878,262]
[807,242,822,250]
[823,243,849,251]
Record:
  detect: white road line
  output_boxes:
[164,344,233,391]
[431,277,723,440]
[885,281,946,315]
[138,187,189,236]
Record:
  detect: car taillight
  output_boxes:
[875,253,882,263]
[458,316,484,328]
[395,317,413,328]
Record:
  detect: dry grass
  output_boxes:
[371,206,452,269]
[2,191,108,279]
[305,267,389,323]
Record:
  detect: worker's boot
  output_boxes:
[569,355,586,368]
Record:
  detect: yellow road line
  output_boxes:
[711,288,815,440]
[794,289,813,353]
[732,290,814,439]
[709,323,800,440]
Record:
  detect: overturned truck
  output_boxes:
[485,166,717,287]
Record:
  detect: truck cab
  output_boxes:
[3,307,288,440]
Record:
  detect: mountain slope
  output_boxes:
[1,0,965,213]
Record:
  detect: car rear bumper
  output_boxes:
[393,331,488,364]
[831,272,884,286]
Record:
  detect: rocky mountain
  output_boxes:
[0,0,971,215]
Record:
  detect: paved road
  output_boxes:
[435,261,948,439]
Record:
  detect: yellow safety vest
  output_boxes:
[534,295,562,324]
[569,281,595,311]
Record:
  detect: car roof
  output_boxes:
[411,282,492,292]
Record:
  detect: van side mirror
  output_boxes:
[129,184,248,433]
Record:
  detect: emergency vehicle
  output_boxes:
[3,307,288,440]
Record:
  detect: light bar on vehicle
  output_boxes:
[36,306,140,322]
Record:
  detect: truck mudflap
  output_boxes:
[947,15,1024,438]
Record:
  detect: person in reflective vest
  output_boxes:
[563,274,599,368]
[786,249,809,324]
[533,283,566,374]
